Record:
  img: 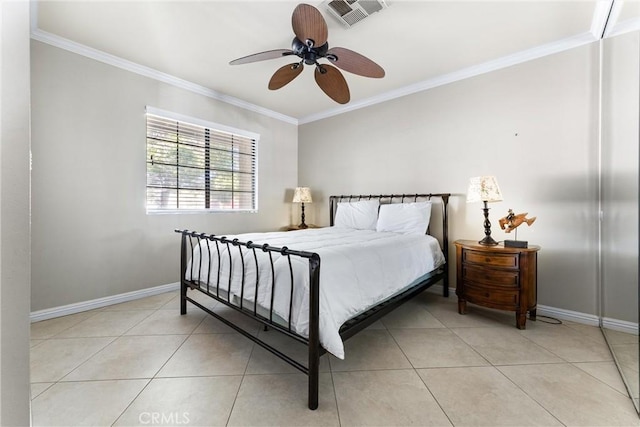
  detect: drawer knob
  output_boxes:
[484,292,490,297]
[485,257,491,262]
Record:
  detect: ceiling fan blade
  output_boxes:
[326,47,385,78]
[268,63,304,90]
[229,49,294,65]
[314,64,350,104]
[292,4,328,48]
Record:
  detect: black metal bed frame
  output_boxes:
[176,193,450,410]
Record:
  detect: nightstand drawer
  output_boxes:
[463,250,519,269]
[462,265,519,287]
[464,284,519,309]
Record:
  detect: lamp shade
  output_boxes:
[467,176,503,203]
[292,187,313,203]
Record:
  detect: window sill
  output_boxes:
[146,209,258,215]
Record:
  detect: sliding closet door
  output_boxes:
[601,29,639,412]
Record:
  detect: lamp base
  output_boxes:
[478,201,499,246]
[478,236,499,246]
[505,239,528,248]
[298,202,308,229]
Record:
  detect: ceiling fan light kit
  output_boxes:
[229,3,385,105]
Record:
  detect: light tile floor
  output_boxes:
[604,328,640,410]
[30,290,640,426]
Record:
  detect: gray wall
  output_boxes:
[299,44,601,315]
[1,1,31,424]
[31,27,635,322]
[30,41,298,311]
[602,30,639,323]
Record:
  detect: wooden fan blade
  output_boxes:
[230,49,294,65]
[314,64,350,104]
[326,47,385,78]
[292,4,328,48]
[269,63,304,90]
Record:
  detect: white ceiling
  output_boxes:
[33,1,640,123]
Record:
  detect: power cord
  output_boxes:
[529,314,563,325]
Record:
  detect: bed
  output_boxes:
[176,193,451,409]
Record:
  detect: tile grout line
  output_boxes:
[385,309,480,427]
[570,360,637,399]
[54,302,167,383]
[109,378,154,427]
[33,336,118,389]
[328,368,343,427]
[38,309,104,340]
[111,292,191,426]
[516,324,616,366]
[32,291,638,424]
[493,363,568,426]
[224,323,260,427]
[414,368,456,427]
[32,294,177,425]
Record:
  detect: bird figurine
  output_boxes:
[499,209,536,233]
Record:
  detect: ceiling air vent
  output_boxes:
[324,0,389,28]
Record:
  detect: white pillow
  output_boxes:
[376,202,432,235]
[334,200,380,230]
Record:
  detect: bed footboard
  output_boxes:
[175,229,322,409]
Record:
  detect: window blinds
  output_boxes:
[146,113,257,212]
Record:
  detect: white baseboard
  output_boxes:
[30,282,180,323]
[427,286,637,331]
[31,281,639,335]
[602,317,639,335]
[537,306,638,335]
[536,304,601,327]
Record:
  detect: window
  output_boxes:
[146,107,258,213]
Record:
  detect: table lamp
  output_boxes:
[467,176,503,246]
[292,187,312,229]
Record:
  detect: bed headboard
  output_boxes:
[328,193,451,263]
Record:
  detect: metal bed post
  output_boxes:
[441,194,450,297]
[180,230,188,315]
[329,197,336,226]
[308,253,321,410]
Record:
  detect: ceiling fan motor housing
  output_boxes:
[292,37,329,65]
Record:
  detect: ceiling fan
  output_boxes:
[229,3,385,104]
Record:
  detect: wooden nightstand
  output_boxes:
[454,239,540,329]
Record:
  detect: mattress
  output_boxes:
[186,227,445,359]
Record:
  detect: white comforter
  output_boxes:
[186,227,445,359]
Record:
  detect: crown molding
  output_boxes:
[608,16,640,37]
[30,1,636,127]
[602,0,624,38]
[30,0,38,34]
[30,28,299,126]
[298,31,597,124]
[591,0,615,39]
